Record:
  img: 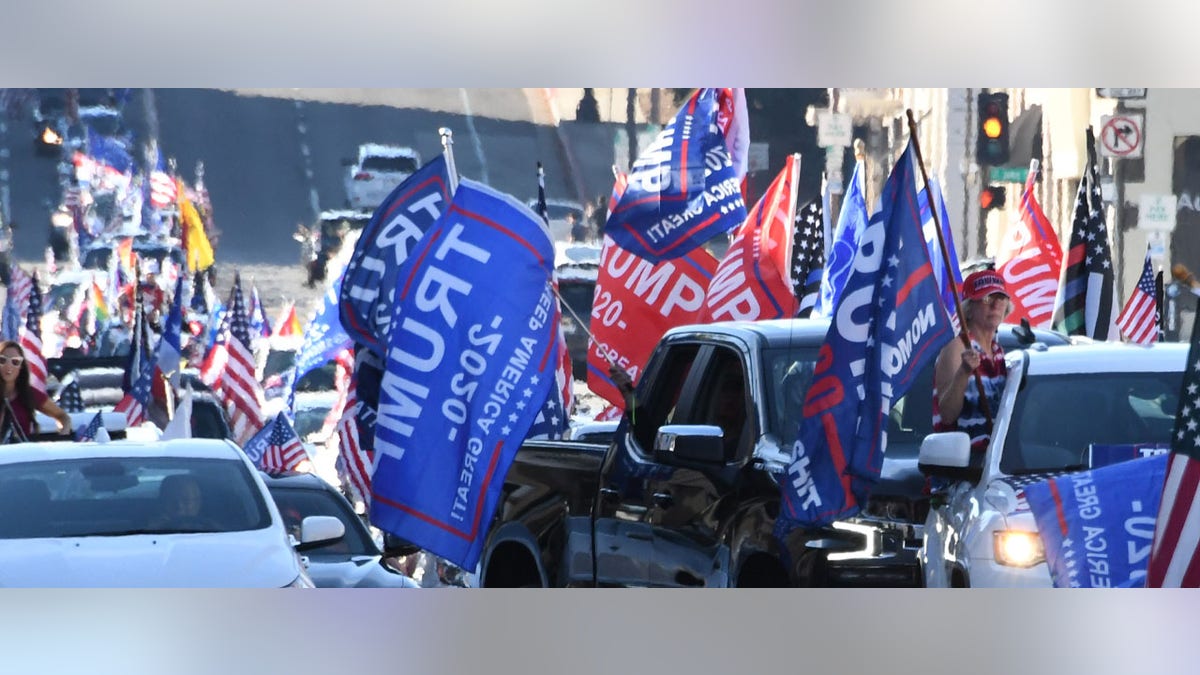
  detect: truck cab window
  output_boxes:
[631,344,700,451]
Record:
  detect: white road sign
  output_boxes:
[1138,194,1177,232]
[817,112,853,148]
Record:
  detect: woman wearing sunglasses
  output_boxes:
[0,341,72,443]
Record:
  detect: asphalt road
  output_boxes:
[2,88,583,265]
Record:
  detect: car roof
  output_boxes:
[666,318,1073,350]
[359,143,418,159]
[0,438,244,464]
[318,209,373,222]
[1022,341,1189,375]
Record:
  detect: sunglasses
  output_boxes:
[0,356,25,367]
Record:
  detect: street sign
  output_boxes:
[1138,194,1177,231]
[1099,113,1144,159]
[817,112,853,148]
[1096,88,1147,99]
[989,166,1029,183]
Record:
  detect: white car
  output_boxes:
[0,434,344,587]
[343,144,420,210]
[918,342,1187,587]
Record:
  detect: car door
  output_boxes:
[592,341,703,586]
[642,343,751,587]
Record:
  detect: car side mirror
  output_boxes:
[295,515,345,552]
[917,432,980,482]
[382,532,422,558]
[654,424,725,464]
[1014,318,1036,347]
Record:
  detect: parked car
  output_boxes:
[525,197,585,242]
[260,471,419,588]
[918,341,1187,587]
[343,144,420,210]
[0,437,343,587]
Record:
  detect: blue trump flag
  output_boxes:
[287,272,351,414]
[604,88,746,263]
[369,178,558,570]
[779,141,954,528]
[339,155,453,357]
[815,157,869,318]
[918,177,964,323]
[1023,452,1169,588]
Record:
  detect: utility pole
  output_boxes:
[626,88,638,171]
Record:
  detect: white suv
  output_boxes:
[343,144,420,210]
[918,342,1186,587]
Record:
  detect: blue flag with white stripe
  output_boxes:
[815,158,870,318]
[369,178,557,570]
[287,272,351,415]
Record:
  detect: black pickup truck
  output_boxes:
[472,318,1072,587]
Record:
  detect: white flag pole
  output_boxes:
[439,128,459,195]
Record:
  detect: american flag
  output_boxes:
[1116,247,1159,345]
[19,272,46,392]
[56,370,86,413]
[535,162,550,225]
[791,195,825,317]
[527,302,573,440]
[149,169,177,209]
[245,413,308,473]
[114,346,154,426]
[200,274,265,445]
[1147,309,1200,586]
[75,411,104,442]
[3,264,32,341]
[335,378,373,509]
[1052,127,1118,341]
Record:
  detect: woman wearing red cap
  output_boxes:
[932,269,1011,455]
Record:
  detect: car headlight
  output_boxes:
[993,530,1045,568]
[41,127,62,145]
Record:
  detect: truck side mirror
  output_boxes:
[654,424,725,464]
[917,432,981,482]
[296,515,345,552]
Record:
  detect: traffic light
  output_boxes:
[980,186,1007,211]
[976,91,1010,166]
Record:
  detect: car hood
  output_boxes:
[305,555,418,588]
[0,530,301,587]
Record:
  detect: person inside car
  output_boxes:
[932,269,1011,455]
[149,474,219,530]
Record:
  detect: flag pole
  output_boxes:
[905,109,993,423]
[785,153,803,290]
[439,128,459,194]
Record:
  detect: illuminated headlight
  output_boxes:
[41,127,62,145]
[993,530,1045,568]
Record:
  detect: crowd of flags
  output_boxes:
[7,87,1200,584]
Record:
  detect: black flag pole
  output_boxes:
[905,108,992,425]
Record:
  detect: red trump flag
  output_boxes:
[997,169,1063,328]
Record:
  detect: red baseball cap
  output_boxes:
[962,270,1009,300]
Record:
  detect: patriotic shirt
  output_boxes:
[932,333,1007,453]
[4,389,49,438]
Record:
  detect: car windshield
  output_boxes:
[268,486,375,556]
[1001,371,1183,474]
[762,347,821,449]
[546,204,583,220]
[82,111,121,137]
[362,155,417,173]
[293,407,332,441]
[0,456,271,539]
[263,350,297,380]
